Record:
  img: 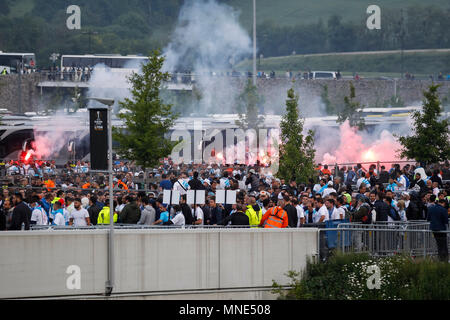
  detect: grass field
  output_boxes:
[229,0,450,29]
[236,49,450,76]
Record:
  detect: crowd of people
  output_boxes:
[1,159,449,258]
[44,66,93,82]
[0,159,448,218]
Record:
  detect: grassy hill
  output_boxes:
[236,49,450,76]
[2,0,450,71]
[7,0,450,30]
[228,0,450,29]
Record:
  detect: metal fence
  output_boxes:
[29,224,260,231]
[316,222,449,261]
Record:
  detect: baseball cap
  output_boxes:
[249,169,256,174]
[260,190,269,197]
[327,181,333,186]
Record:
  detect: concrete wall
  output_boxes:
[0,228,318,299]
[0,73,41,113]
[1,73,450,114]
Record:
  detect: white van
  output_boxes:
[312,71,337,79]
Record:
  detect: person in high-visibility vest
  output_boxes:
[245,193,262,228]
[116,179,128,190]
[259,200,289,228]
[97,203,118,225]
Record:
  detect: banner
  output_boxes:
[89,108,108,171]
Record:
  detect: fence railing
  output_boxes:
[317,224,449,261]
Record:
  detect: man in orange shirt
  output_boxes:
[321,164,331,176]
[44,178,55,192]
[259,199,289,228]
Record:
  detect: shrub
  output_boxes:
[272,252,450,300]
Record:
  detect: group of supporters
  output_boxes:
[1,160,449,233]
[44,66,93,82]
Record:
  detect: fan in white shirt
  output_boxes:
[316,203,329,223]
[30,196,48,226]
[295,204,305,227]
[192,205,204,225]
[170,210,185,226]
[69,199,91,227]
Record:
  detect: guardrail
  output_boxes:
[316,223,449,261]
[34,70,450,83]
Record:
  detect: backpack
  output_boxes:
[388,206,401,221]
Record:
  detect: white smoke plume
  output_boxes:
[162,0,252,114]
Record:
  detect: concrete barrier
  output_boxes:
[0,228,318,299]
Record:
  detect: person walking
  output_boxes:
[97,202,118,225]
[137,197,156,225]
[259,199,289,228]
[9,193,31,230]
[221,203,250,226]
[69,198,91,227]
[427,197,449,262]
[87,196,101,226]
[245,193,262,227]
[119,195,141,224]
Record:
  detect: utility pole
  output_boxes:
[399,9,405,79]
[252,0,257,86]
[82,30,99,53]
[17,61,22,114]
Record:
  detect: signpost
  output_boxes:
[89,98,114,296]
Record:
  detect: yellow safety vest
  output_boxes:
[51,197,60,204]
[246,205,262,228]
[97,206,118,225]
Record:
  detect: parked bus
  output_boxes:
[0,52,36,74]
[60,54,148,73]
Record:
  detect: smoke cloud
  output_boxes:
[316,120,410,165]
[162,0,252,114]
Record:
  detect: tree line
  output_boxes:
[257,5,450,57]
[0,2,449,68]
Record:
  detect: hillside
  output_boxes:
[236,49,450,76]
[228,0,450,29]
[1,0,449,69]
[6,0,450,29]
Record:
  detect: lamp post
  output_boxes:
[82,30,99,53]
[252,0,257,86]
[88,97,115,296]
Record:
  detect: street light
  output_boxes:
[82,30,99,53]
[88,97,115,296]
[49,53,60,68]
[252,0,257,86]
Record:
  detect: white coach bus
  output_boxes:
[0,52,36,74]
[60,54,148,73]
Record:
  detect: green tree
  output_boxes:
[383,95,405,108]
[397,84,450,165]
[113,51,179,169]
[337,81,365,130]
[278,87,316,183]
[320,84,335,115]
[235,79,265,130]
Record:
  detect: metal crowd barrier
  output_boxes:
[29,224,260,231]
[317,223,449,261]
